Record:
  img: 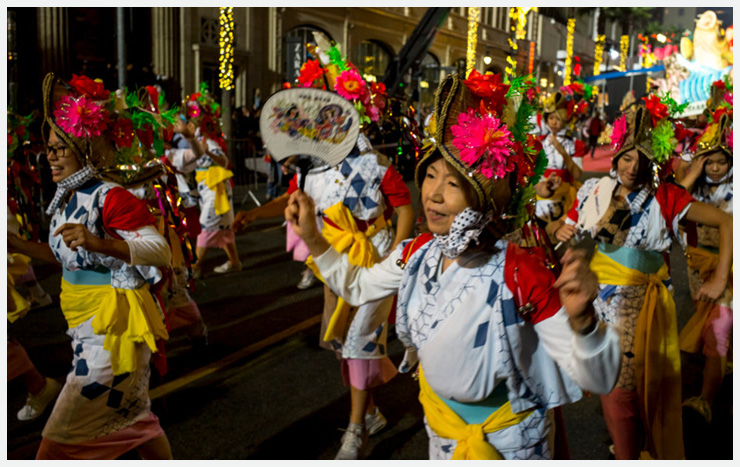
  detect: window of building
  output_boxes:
[352,40,392,83]
[285,25,332,82]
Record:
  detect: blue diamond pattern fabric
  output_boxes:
[350,173,366,195]
[501,298,522,326]
[473,321,489,348]
[74,205,88,220]
[64,195,78,218]
[361,196,378,209]
[362,341,377,352]
[75,359,89,376]
[340,160,353,178]
[81,381,110,400]
[75,343,84,356]
[343,196,359,211]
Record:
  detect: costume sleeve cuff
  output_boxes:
[313,246,342,275]
[573,321,610,356]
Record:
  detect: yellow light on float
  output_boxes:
[528,40,535,75]
[219,7,235,91]
[620,35,629,72]
[564,18,575,85]
[466,7,480,78]
[593,34,605,76]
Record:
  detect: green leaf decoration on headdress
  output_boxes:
[651,119,677,164]
[508,185,537,230]
[131,109,160,130]
[161,107,180,126]
[583,82,595,101]
[125,89,142,109]
[158,92,167,110]
[327,46,350,71]
[530,149,548,185]
[724,74,733,93]
[200,82,209,95]
[210,102,220,115]
[660,92,689,117]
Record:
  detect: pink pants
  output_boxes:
[702,305,733,357]
[600,387,644,460]
[36,412,165,460]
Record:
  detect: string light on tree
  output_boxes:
[593,34,605,76]
[564,18,575,85]
[620,34,629,72]
[219,7,235,91]
[466,7,480,78]
[528,41,535,75]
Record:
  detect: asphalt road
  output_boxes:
[6,177,732,460]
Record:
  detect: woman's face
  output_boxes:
[547,112,564,133]
[704,151,730,182]
[616,149,642,191]
[47,130,83,183]
[421,158,470,235]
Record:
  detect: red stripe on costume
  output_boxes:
[287,173,299,194]
[102,187,157,239]
[566,198,579,223]
[544,168,574,184]
[504,243,562,325]
[573,139,588,158]
[380,164,411,208]
[655,183,695,235]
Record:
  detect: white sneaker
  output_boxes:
[335,423,367,460]
[365,408,387,436]
[213,261,243,274]
[17,377,62,421]
[297,268,317,290]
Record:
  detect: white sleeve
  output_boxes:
[534,309,621,394]
[167,148,198,173]
[312,242,405,306]
[116,225,172,267]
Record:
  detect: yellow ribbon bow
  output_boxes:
[305,201,387,342]
[61,279,170,376]
[418,367,533,460]
[591,248,684,460]
[195,165,234,216]
[678,245,731,353]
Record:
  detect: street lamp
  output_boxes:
[483,55,492,65]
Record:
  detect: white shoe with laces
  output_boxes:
[297,268,317,290]
[213,261,243,274]
[17,377,62,421]
[335,422,367,460]
[364,408,387,436]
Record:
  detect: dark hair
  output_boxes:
[611,149,653,188]
[692,150,732,194]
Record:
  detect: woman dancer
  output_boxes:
[8,73,173,459]
[287,72,621,460]
[676,107,733,424]
[556,98,732,459]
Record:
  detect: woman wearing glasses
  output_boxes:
[556,101,732,459]
[286,73,621,460]
[8,73,173,459]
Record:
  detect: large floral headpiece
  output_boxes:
[294,32,387,128]
[415,70,547,229]
[42,72,178,186]
[182,82,224,148]
[542,91,574,126]
[560,80,597,121]
[695,78,733,158]
[610,92,689,186]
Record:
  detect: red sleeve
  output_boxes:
[504,243,562,325]
[380,164,411,208]
[287,174,299,194]
[102,187,157,237]
[566,198,579,223]
[655,183,695,230]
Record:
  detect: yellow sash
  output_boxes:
[418,367,533,460]
[61,279,170,375]
[678,245,731,353]
[195,165,234,216]
[305,201,387,342]
[7,253,32,323]
[591,248,684,460]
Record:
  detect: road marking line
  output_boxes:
[149,314,322,400]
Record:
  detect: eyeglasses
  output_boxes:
[47,145,71,158]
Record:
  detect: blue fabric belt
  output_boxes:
[63,267,112,286]
[440,382,510,425]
